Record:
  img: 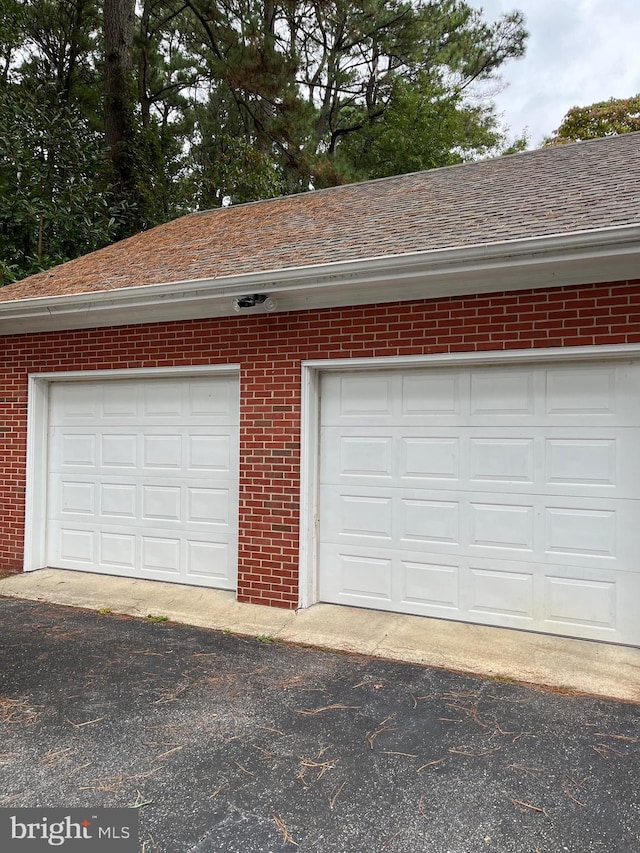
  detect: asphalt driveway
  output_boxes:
[1,598,639,852]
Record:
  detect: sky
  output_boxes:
[467,0,640,147]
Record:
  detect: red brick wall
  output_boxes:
[2,280,640,606]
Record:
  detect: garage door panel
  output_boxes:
[185,540,230,580]
[142,382,183,416]
[402,496,460,545]
[319,361,640,645]
[401,436,460,480]
[141,484,182,522]
[142,434,182,469]
[103,382,138,416]
[187,433,233,472]
[50,520,235,589]
[336,435,394,477]
[187,487,230,526]
[545,437,616,486]
[339,553,393,601]
[544,505,614,559]
[56,527,95,566]
[49,432,97,468]
[339,494,393,540]
[54,384,98,419]
[51,427,236,476]
[186,379,234,417]
[321,482,640,569]
[47,376,238,589]
[545,366,616,415]
[101,483,137,518]
[322,486,411,546]
[100,531,136,568]
[468,502,534,551]
[468,566,534,621]
[58,480,96,515]
[322,364,640,427]
[320,541,636,642]
[322,425,640,499]
[470,369,536,416]
[469,436,534,482]
[141,535,181,574]
[402,559,460,610]
[102,433,138,467]
[540,497,640,568]
[53,377,239,423]
[543,575,616,632]
[55,480,234,528]
[327,374,395,418]
[401,372,466,417]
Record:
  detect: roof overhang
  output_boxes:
[1,224,639,335]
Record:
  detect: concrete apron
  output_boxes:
[1,568,639,704]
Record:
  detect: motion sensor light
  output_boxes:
[232,294,278,312]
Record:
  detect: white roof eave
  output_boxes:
[1,224,639,335]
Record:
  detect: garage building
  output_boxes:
[1,132,640,646]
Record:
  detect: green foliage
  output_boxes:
[546,95,640,145]
[106,119,176,237]
[335,75,504,180]
[189,132,288,208]
[17,0,102,112]
[181,0,528,195]
[0,0,25,81]
[0,0,530,280]
[0,83,124,284]
[500,133,529,156]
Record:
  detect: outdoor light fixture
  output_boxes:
[232,294,278,312]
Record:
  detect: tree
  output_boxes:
[102,0,185,235]
[104,0,146,236]
[134,0,203,218]
[181,0,527,193]
[0,0,529,281]
[0,84,124,284]
[0,0,25,83]
[546,94,640,145]
[333,74,503,181]
[18,0,101,106]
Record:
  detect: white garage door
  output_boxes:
[319,361,640,645]
[46,375,239,588]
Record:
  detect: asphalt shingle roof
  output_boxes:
[2,132,639,304]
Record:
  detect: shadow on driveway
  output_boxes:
[0,599,639,852]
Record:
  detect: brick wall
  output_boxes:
[2,280,640,606]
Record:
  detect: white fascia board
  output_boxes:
[1,224,639,335]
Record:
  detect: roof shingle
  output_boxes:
[1,132,639,304]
